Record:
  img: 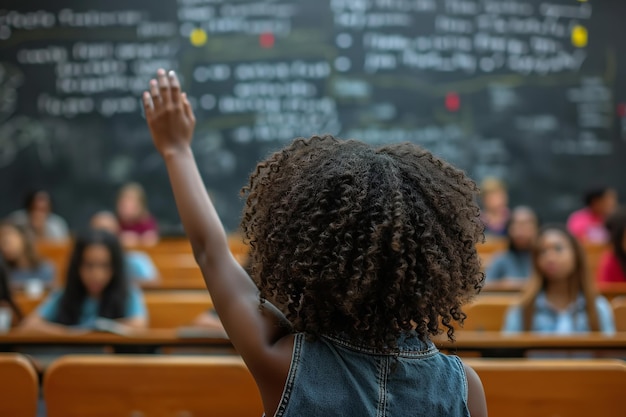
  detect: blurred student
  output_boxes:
[116,183,159,246]
[567,187,617,244]
[480,177,510,237]
[90,211,158,283]
[0,260,23,328]
[486,206,538,286]
[0,222,55,288]
[503,225,614,334]
[10,190,69,241]
[597,208,626,283]
[19,230,147,334]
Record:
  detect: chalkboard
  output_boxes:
[1,0,625,232]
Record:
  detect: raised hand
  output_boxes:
[143,69,196,156]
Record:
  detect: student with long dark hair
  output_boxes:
[20,230,147,334]
[503,225,614,334]
[598,208,626,283]
[90,211,158,282]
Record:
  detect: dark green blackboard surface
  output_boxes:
[1,0,624,232]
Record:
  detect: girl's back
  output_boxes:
[142,70,487,417]
[276,334,468,417]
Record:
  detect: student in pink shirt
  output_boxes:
[597,208,626,283]
[116,183,159,247]
[567,187,617,244]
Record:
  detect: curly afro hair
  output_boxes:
[241,135,484,350]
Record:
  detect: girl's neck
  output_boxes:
[544,279,575,311]
[125,212,146,224]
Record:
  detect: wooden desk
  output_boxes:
[0,329,232,354]
[436,331,626,356]
[480,282,626,300]
[4,329,626,357]
[598,282,626,301]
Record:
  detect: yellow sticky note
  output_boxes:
[190,28,208,47]
[571,25,588,48]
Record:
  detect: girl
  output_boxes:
[90,211,159,282]
[597,208,626,283]
[9,190,69,242]
[0,222,55,288]
[142,70,487,417]
[486,206,539,286]
[503,225,615,334]
[0,260,23,328]
[19,230,147,334]
[116,183,159,246]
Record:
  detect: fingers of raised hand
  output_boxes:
[145,70,188,123]
[156,69,172,106]
[149,79,161,109]
[181,93,196,124]
[168,71,182,104]
[142,91,154,119]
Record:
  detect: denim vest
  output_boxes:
[272,333,469,417]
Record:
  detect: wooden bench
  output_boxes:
[0,354,39,417]
[460,295,518,332]
[13,292,46,318]
[465,358,626,417]
[44,355,263,417]
[611,296,626,332]
[14,290,213,328]
[37,238,248,290]
[600,283,626,301]
[145,291,213,328]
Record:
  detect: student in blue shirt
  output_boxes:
[0,221,55,288]
[486,206,538,286]
[503,225,615,334]
[90,211,158,283]
[20,230,147,334]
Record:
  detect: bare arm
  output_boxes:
[18,314,84,336]
[143,70,292,380]
[464,363,488,417]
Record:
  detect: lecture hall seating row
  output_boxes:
[14,291,213,328]
[1,353,625,417]
[36,236,248,290]
[35,238,622,294]
[12,290,626,331]
[462,295,626,332]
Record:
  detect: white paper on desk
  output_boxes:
[93,318,131,336]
